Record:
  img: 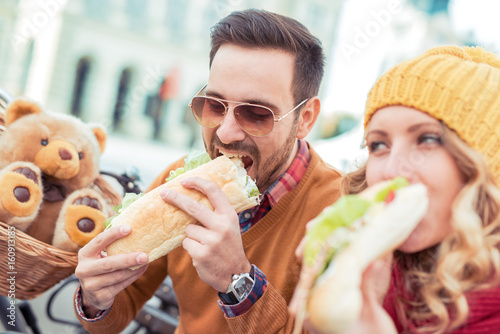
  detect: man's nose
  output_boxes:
[216,107,247,143]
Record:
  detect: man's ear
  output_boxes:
[5,99,42,125]
[296,96,320,139]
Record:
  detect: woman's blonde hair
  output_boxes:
[342,124,500,333]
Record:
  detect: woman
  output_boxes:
[306,46,500,333]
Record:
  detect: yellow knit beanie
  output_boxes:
[364,46,500,184]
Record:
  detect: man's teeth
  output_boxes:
[220,152,241,158]
[219,151,252,170]
[219,151,245,159]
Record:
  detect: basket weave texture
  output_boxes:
[0,109,122,299]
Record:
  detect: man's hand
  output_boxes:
[160,176,251,292]
[75,224,149,317]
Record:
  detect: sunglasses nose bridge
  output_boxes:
[215,104,249,142]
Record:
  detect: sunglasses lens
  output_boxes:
[191,97,226,128]
[234,105,274,136]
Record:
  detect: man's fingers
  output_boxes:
[179,177,231,212]
[160,186,216,228]
[80,264,148,292]
[82,264,148,310]
[78,225,132,258]
[185,224,213,244]
[76,251,148,278]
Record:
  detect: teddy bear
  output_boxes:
[0,99,113,252]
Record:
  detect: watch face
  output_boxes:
[234,276,253,299]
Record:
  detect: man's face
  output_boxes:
[202,44,299,192]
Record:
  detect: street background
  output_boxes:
[1,0,499,333]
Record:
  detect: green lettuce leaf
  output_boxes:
[245,175,260,198]
[166,150,212,182]
[303,176,410,268]
[373,176,409,202]
[304,195,370,266]
[105,192,145,229]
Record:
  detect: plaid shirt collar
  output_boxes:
[263,139,310,206]
[239,139,310,232]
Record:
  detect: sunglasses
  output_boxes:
[189,85,309,137]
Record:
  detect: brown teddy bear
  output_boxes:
[0,99,112,252]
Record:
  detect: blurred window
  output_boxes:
[71,57,92,118]
[20,39,34,94]
[126,0,147,31]
[305,3,326,35]
[166,0,187,43]
[204,4,220,32]
[84,0,110,20]
[410,0,449,14]
[0,18,3,57]
[113,68,133,131]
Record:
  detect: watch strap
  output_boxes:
[218,289,239,305]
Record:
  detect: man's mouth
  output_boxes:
[217,149,253,171]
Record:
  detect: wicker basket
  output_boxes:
[0,108,122,299]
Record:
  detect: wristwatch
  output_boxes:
[218,266,255,305]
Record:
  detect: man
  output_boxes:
[74,9,342,333]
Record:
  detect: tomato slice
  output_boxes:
[385,189,395,204]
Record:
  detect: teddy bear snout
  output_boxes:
[59,148,73,160]
[34,140,81,180]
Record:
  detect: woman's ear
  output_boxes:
[297,96,320,139]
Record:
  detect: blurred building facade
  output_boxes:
[321,0,464,128]
[0,0,343,147]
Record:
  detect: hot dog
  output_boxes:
[289,177,428,333]
[105,151,260,266]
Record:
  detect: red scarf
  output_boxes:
[383,265,500,333]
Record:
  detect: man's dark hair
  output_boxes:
[209,9,325,105]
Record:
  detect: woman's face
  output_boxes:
[365,106,466,253]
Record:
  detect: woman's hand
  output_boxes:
[339,255,397,334]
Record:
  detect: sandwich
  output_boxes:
[105,151,260,266]
[289,177,428,334]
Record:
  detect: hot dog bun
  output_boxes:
[106,155,259,265]
[290,178,428,333]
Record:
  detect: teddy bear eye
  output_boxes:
[78,152,84,160]
[41,139,48,146]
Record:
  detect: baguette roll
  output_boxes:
[106,155,259,265]
[290,177,429,333]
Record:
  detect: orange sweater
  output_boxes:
[78,148,342,334]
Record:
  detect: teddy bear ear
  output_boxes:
[92,126,107,154]
[5,99,43,125]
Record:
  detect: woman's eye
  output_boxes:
[367,141,387,152]
[418,134,443,145]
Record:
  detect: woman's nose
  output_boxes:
[382,147,418,182]
[216,107,247,144]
